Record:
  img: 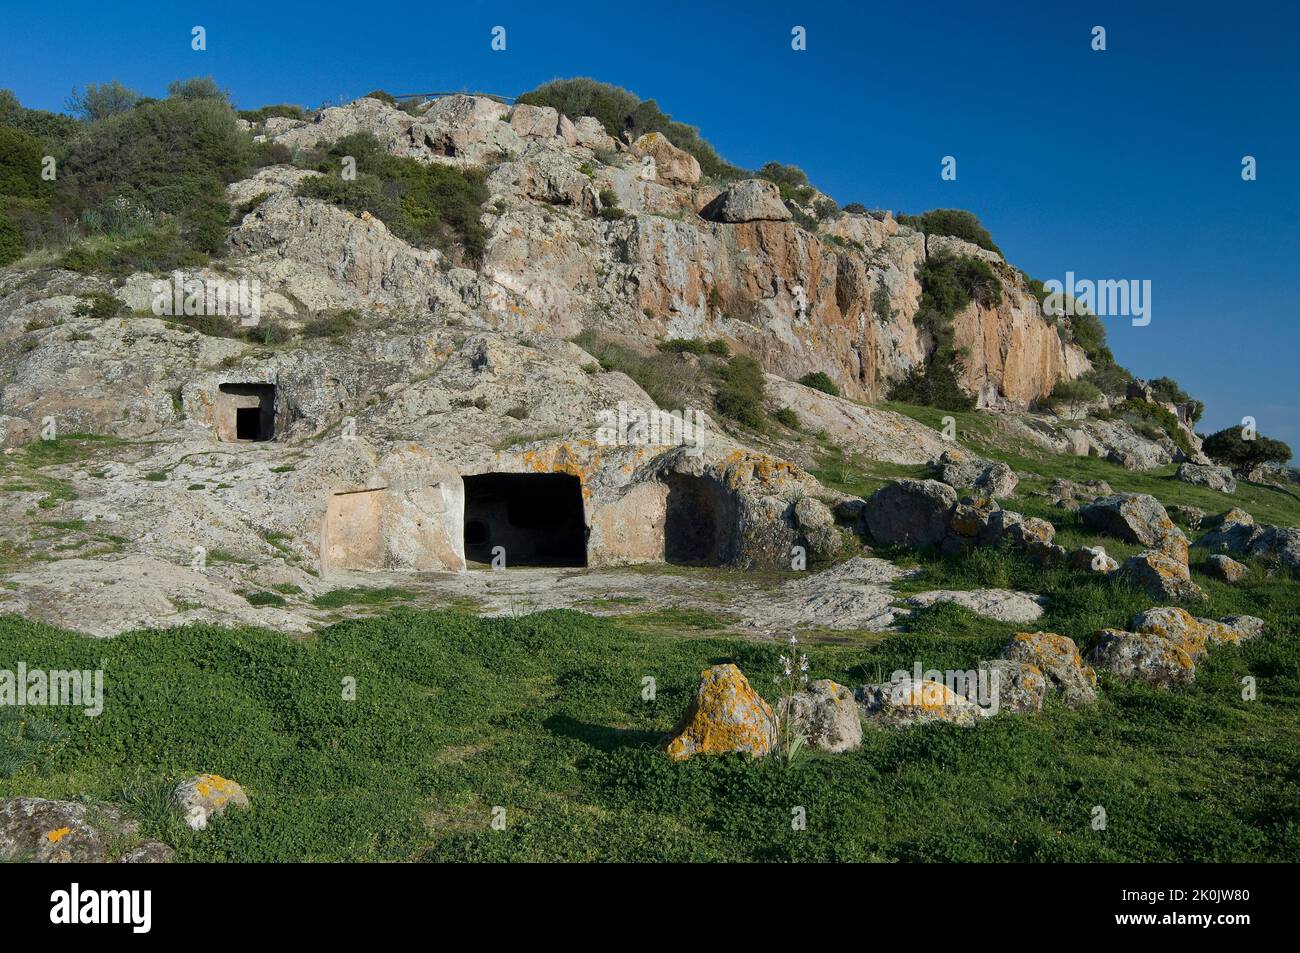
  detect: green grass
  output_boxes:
[0,597,1295,862]
[310,586,418,610]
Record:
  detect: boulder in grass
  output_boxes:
[1205,553,1247,583]
[999,631,1098,707]
[1088,628,1199,688]
[1175,462,1237,494]
[1070,545,1119,574]
[0,798,141,863]
[864,479,957,549]
[1116,550,1208,602]
[173,774,250,831]
[854,677,980,729]
[666,664,778,761]
[778,679,862,753]
[975,659,1050,715]
[1080,493,1180,551]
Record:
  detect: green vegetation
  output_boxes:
[1148,376,1204,423]
[657,337,729,357]
[242,590,287,608]
[756,162,813,204]
[572,330,704,410]
[310,586,418,610]
[297,132,489,263]
[1040,378,1101,411]
[797,371,840,397]
[897,209,1002,255]
[1096,399,1195,459]
[1,586,1295,861]
[237,104,306,123]
[66,80,138,121]
[713,354,767,428]
[71,291,125,320]
[516,77,744,180]
[301,309,359,340]
[1202,426,1293,474]
[771,406,800,429]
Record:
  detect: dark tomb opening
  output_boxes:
[220,383,276,441]
[462,472,587,567]
[664,472,733,565]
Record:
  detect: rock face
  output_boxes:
[854,677,981,728]
[904,588,1046,624]
[173,774,250,831]
[778,679,862,753]
[999,632,1098,707]
[1175,463,1237,493]
[0,797,166,863]
[864,479,957,548]
[666,664,778,760]
[631,132,701,186]
[701,179,792,223]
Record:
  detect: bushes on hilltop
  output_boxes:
[898,209,1002,255]
[298,131,489,263]
[66,80,138,121]
[756,162,814,204]
[516,77,745,180]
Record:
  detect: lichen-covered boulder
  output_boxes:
[1116,550,1207,602]
[1127,607,1211,662]
[173,774,250,831]
[666,664,778,761]
[1204,553,1247,583]
[935,449,1018,498]
[977,659,1049,715]
[854,677,980,728]
[904,588,1046,624]
[1219,614,1266,641]
[0,797,137,863]
[1069,545,1119,574]
[1081,493,1180,550]
[864,479,957,549]
[793,496,843,561]
[1175,462,1237,493]
[1196,508,1259,551]
[1088,629,1198,688]
[999,632,1098,707]
[949,496,1000,540]
[778,679,863,753]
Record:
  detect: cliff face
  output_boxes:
[232,95,1087,408]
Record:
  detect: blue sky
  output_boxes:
[3,0,1297,445]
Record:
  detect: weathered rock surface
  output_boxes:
[631,132,701,186]
[1081,493,1181,552]
[778,679,863,753]
[1069,545,1119,574]
[1175,462,1237,493]
[1205,553,1248,583]
[999,632,1098,707]
[173,774,250,831]
[854,677,980,729]
[1089,629,1199,687]
[934,448,1018,498]
[864,479,957,548]
[701,178,791,223]
[665,664,778,760]
[0,797,165,863]
[904,588,1046,623]
[1117,550,1208,602]
[977,659,1049,715]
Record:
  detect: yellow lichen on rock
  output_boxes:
[665,663,777,761]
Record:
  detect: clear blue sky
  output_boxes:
[3,0,1297,446]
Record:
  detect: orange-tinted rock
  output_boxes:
[665,664,777,761]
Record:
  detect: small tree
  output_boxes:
[167,76,230,103]
[67,80,138,122]
[1202,427,1292,474]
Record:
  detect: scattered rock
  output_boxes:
[1175,462,1237,493]
[1047,478,1112,507]
[631,132,701,186]
[778,679,862,753]
[173,774,250,831]
[1080,493,1181,552]
[1069,545,1119,574]
[1219,614,1266,641]
[1116,550,1208,602]
[0,797,138,863]
[854,677,980,729]
[1205,553,1248,583]
[1089,629,1198,688]
[904,588,1046,623]
[976,659,1049,715]
[701,179,792,223]
[665,664,778,760]
[1169,504,1206,531]
[935,449,1018,498]
[999,632,1098,707]
[0,414,34,449]
[864,479,957,549]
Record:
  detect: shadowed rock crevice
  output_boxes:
[462,472,587,567]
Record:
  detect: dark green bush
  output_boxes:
[657,338,728,357]
[245,322,291,345]
[898,209,1002,255]
[1202,426,1293,474]
[62,224,208,277]
[772,406,800,429]
[238,104,307,123]
[167,76,230,104]
[0,89,80,142]
[363,90,399,106]
[757,162,814,204]
[843,202,867,214]
[71,291,125,319]
[797,371,840,397]
[66,81,138,121]
[1040,378,1101,410]
[713,354,767,428]
[0,126,49,199]
[302,310,359,339]
[0,210,23,265]
[887,355,976,411]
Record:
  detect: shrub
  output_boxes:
[1040,378,1101,410]
[570,330,697,410]
[302,310,359,339]
[71,291,125,319]
[299,133,489,262]
[0,126,50,199]
[756,162,813,204]
[0,89,80,142]
[887,355,976,411]
[1112,399,1194,458]
[772,406,800,429]
[843,202,867,214]
[66,81,138,122]
[897,209,1001,255]
[238,104,306,123]
[62,223,208,277]
[812,197,840,221]
[1202,426,1293,474]
[516,77,744,180]
[598,206,626,221]
[713,354,767,428]
[797,371,840,397]
[363,90,399,106]
[0,210,23,265]
[657,338,729,357]
[167,76,230,104]
[245,322,291,345]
